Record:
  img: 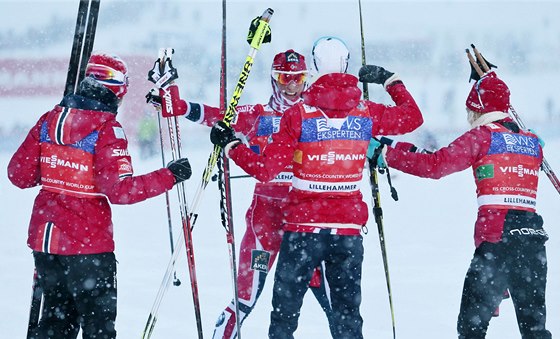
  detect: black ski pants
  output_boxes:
[457,211,551,339]
[30,252,117,339]
[269,231,364,339]
[308,263,337,337]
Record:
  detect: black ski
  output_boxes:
[64,0,101,97]
[27,1,101,337]
[26,269,42,337]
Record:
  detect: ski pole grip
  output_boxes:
[466,49,484,77]
[260,8,274,22]
[471,44,490,72]
[249,8,274,49]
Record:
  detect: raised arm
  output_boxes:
[358,65,423,136]
[385,128,490,179]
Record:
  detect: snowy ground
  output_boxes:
[1,123,559,338]
[1,1,560,337]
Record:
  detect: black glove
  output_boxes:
[358,65,394,85]
[210,121,241,149]
[247,16,272,45]
[167,158,192,184]
[145,88,162,110]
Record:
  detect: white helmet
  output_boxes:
[311,36,350,75]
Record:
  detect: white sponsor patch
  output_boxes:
[112,149,130,157]
[307,151,366,165]
[113,127,126,140]
[292,177,361,193]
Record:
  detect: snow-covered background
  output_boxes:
[1,0,559,338]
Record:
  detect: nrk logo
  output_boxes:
[307,151,366,165]
[40,154,88,171]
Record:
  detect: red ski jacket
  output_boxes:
[385,118,543,246]
[228,73,423,228]
[8,99,175,255]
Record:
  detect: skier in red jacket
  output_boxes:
[210,36,423,338]
[173,49,335,338]
[8,52,191,339]
[373,71,551,338]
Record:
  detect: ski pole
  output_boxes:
[358,1,397,337]
[508,105,560,194]
[142,10,273,337]
[167,89,203,339]
[467,45,560,195]
[217,0,242,337]
[212,174,251,181]
[188,8,273,221]
[155,97,181,287]
[142,48,203,339]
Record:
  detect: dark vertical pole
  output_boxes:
[217,0,242,337]
[358,1,397,337]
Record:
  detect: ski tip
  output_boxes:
[470,43,476,49]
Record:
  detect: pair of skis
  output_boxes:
[26,1,100,337]
[141,8,274,338]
